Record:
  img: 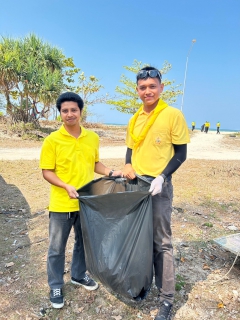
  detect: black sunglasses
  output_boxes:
[136,70,162,82]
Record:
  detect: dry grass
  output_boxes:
[222,134,240,149]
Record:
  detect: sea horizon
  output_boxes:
[191,127,240,133]
[104,123,239,132]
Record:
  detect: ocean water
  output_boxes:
[193,128,240,133]
[105,123,239,132]
[104,123,127,126]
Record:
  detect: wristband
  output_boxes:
[109,170,114,177]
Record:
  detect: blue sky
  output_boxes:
[1,0,240,130]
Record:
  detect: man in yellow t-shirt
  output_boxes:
[40,92,121,309]
[124,67,190,320]
[216,121,220,134]
[204,121,210,133]
[191,121,196,131]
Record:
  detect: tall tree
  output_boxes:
[0,37,19,113]
[74,72,109,122]
[0,34,107,123]
[0,34,78,123]
[107,59,182,114]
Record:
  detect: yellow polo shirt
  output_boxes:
[205,122,210,127]
[40,125,99,212]
[126,101,190,177]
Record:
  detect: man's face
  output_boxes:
[136,77,164,107]
[60,101,81,127]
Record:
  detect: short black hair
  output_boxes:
[136,66,162,84]
[56,92,84,112]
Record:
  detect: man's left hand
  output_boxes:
[149,175,164,196]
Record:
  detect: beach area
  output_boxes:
[0,128,240,161]
[0,124,240,320]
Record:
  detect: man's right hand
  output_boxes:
[123,164,136,180]
[65,185,79,199]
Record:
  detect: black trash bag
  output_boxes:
[77,175,153,300]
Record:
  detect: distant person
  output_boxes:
[40,92,122,309]
[200,123,205,132]
[205,121,210,133]
[216,121,220,134]
[191,121,196,131]
[124,66,190,320]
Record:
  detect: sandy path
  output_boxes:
[187,131,240,160]
[0,131,239,160]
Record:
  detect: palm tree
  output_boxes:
[0,37,19,113]
[0,34,69,123]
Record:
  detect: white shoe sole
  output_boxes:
[51,301,64,309]
[71,279,99,291]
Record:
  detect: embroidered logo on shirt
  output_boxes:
[155,137,161,145]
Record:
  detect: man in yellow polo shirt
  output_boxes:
[191,121,195,131]
[40,92,121,309]
[204,121,210,133]
[124,67,190,320]
[216,121,220,134]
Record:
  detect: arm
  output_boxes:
[161,144,187,177]
[42,169,79,199]
[94,161,122,177]
[123,148,136,179]
[149,144,187,196]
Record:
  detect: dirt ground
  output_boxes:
[0,121,240,320]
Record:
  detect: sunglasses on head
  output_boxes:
[136,69,162,82]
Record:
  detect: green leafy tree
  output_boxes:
[107,59,182,114]
[0,34,78,123]
[74,72,108,122]
[0,34,107,124]
[0,37,19,114]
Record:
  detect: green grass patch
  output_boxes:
[175,274,186,291]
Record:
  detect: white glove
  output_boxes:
[149,175,164,196]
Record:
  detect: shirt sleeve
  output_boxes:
[39,137,56,169]
[125,120,134,149]
[171,111,190,145]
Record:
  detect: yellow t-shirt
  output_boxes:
[40,125,99,212]
[126,101,190,177]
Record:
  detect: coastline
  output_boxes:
[104,123,240,133]
[190,129,239,135]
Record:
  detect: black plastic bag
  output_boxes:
[77,175,153,300]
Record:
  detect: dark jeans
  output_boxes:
[47,211,86,289]
[143,176,175,303]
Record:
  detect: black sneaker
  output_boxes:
[71,274,98,291]
[50,288,64,309]
[155,300,173,320]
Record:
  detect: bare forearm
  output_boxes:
[94,162,111,176]
[94,162,123,177]
[42,169,67,189]
[42,169,79,199]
